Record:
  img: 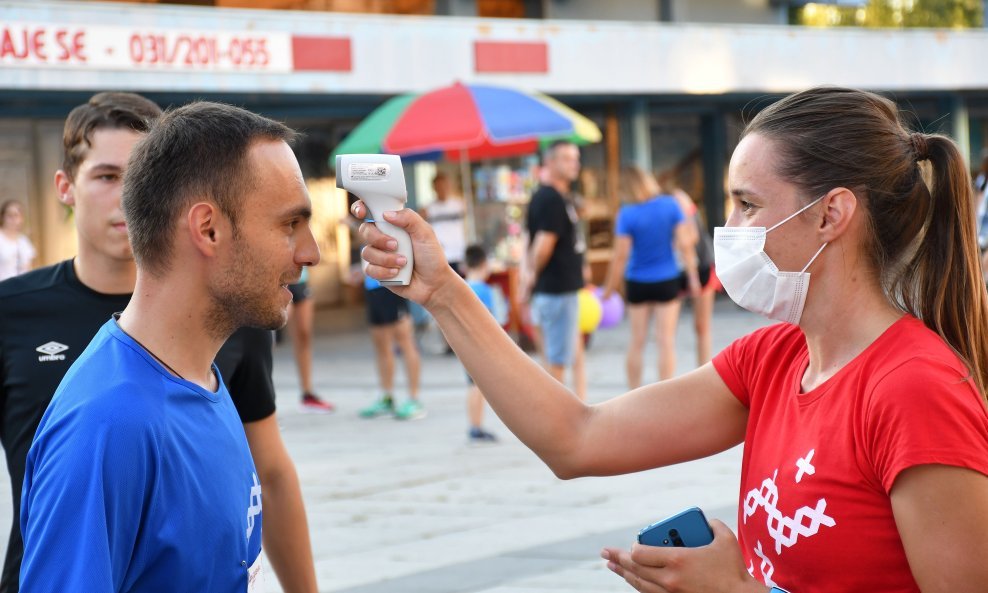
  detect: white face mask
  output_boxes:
[714,197,827,324]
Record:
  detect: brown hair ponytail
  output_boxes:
[903,134,988,399]
[745,87,988,401]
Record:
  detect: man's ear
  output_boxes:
[54,170,75,207]
[187,202,224,258]
[818,187,857,243]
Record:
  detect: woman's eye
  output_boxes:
[740,200,754,212]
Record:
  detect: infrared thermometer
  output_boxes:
[336,154,413,286]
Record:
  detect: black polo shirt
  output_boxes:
[0,259,276,593]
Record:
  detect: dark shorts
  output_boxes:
[626,277,681,304]
[288,281,311,303]
[366,287,409,326]
[679,266,713,291]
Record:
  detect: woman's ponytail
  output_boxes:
[900,134,988,399]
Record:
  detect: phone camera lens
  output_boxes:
[669,529,679,537]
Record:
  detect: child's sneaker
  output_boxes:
[359,396,394,418]
[300,393,335,414]
[394,399,426,420]
[468,427,498,444]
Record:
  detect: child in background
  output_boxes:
[463,244,498,443]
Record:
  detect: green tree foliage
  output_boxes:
[792,0,983,28]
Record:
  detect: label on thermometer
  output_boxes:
[348,163,390,181]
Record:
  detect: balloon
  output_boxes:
[594,287,624,329]
[578,288,603,334]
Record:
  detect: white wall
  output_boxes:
[3,0,988,95]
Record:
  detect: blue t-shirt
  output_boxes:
[467,279,495,313]
[20,320,262,593]
[615,195,685,283]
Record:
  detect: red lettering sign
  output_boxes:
[0,26,86,63]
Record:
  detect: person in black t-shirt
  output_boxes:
[523,140,587,400]
[0,93,318,593]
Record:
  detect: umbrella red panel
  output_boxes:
[441,139,540,161]
[383,84,486,154]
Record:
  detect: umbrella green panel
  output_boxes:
[329,93,417,164]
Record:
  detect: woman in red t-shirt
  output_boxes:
[356,87,988,593]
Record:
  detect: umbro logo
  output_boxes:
[36,341,68,362]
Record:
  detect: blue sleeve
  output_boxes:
[20,407,156,593]
[364,275,381,291]
[470,282,495,313]
[615,206,633,237]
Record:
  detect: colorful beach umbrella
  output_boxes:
[330,82,602,162]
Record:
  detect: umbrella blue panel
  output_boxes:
[468,84,573,143]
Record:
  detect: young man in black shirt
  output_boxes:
[0,93,317,593]
[524,140,587,400]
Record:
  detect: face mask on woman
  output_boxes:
[714,196,827,324]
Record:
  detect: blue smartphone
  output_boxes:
[638,506,714,547]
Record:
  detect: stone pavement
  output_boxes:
[0,297,770,592]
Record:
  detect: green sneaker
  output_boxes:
[394,399,426,421]
[359,396,394,418]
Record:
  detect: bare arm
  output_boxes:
[528,230,558,278]
[891,465,988,593]
[674,221,701,294]
[357,204,748,479]
[672,190,700,246]
[602,235,631,300]
[243,415,318,593]
[522,230,558,301]
[672,190,701,293]
[435,278,746,477]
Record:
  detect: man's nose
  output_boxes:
[297,225,321,267]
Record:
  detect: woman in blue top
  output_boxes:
[603,166,699,387]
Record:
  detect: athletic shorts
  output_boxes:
[625,277,681,304]
[679,266,713,292]
[365,287,409,326]
[530,292,579,366]
[288,281,311,303]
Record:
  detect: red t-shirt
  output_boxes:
[713,316,988,592]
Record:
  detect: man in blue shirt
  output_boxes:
[20,102,320,592]
[1,92,319,593]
